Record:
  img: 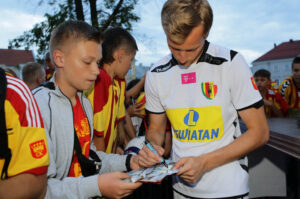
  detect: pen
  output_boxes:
[144,139,168,168]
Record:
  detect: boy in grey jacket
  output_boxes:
[33,20,141,199]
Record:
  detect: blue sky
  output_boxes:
[0,0,299,66]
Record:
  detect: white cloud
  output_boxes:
[238,49,263,66]
[206,0,300,64]
[133,1,170,65]
[135,39,169,66]
[136,41,153,55]
[0,9,44,48]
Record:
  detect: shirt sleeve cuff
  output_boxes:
[94,130,104,137]
[82,175,102,198]
[21,166,48,175]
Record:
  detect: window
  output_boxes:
[285,64,289,71]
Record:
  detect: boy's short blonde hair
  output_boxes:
[49,20,102,63]
[22,62,44,83]
[161,0,213,44]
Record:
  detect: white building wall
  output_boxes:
[251,58,294,85]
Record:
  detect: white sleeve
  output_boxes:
[145,70,165,113]
[226,53,262,110]
[45,144,101,199]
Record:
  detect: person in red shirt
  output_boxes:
[254,69,289,117]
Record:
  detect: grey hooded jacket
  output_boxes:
[33,78,128,199]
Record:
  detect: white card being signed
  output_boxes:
[125,160,179,183]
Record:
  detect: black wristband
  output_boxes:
[126,154,133,172]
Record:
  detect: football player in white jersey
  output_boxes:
[138,0,269,198]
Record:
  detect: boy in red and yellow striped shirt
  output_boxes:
[0,69,49,198]
[85,27,138,153]
[254,69,289,117]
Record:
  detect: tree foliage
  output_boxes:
[8,0,140,62]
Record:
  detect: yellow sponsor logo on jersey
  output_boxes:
[166,106,224,142]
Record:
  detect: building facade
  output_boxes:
[0,49,34,78]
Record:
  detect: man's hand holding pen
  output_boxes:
[144,139,168,168]
[138,139,165,168]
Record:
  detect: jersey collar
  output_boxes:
[196,40,210,64]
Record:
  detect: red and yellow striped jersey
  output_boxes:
[279,76,300,117]
[1,73,49,178]
[85,68,126,153]
[265,89,289,117]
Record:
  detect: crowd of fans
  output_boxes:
[253,57,300,118]
[0,0,299,198]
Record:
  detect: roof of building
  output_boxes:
[253,39,300,63]
[0,49,34,66]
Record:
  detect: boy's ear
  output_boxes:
[115,49,126,64]
[53,50,64,68]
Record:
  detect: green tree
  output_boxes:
[8,0,139,62]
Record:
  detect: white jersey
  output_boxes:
[145,41,262,198]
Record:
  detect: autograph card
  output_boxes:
[125,160,179,183]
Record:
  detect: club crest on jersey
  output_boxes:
[251,77,258,90]
[30,140,47,159]
[201,82,217,99]
[181,72,196,84]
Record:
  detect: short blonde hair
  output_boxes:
[161,0,213,43]
[49,20,102,64]
[22,62,44,83]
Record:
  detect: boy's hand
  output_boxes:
[130,155,140,170]
[263,99,274,107]
[98,172,142,199]
[138,144,164,167]
[127,103,145,118]
[116,146,124,155]
[173,155,207,184]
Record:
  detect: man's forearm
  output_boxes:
[202,107,269,172]
[202,126,269,172]
[146,128,166,146]
[146,113,167,146]
[0,173,47,199]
